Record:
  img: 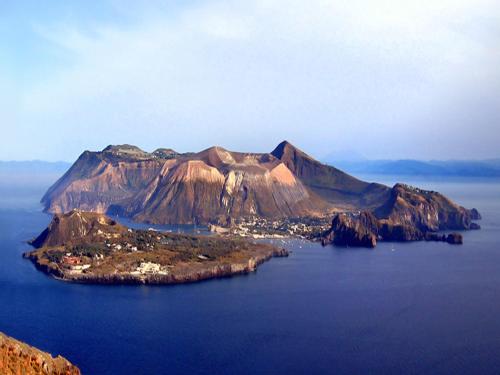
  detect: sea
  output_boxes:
[1,171,500,375]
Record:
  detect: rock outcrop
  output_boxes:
[30,209,126,248]
[446,233,464,245]
[375,183,478,231]
[322,212,378,248]
[322,183,481,247]
[322,211,470,248]
[424,232,464,244]
[0,332,80,375]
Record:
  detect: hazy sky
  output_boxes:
[1,0,499,161]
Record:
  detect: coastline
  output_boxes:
[24,245,288,285]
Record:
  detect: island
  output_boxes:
[0,331,80,375]
[24,210,288,284]
[38,141,481,249]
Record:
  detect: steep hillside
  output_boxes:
[271,141,390,208]
[30,209,126,248]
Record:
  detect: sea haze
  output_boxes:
[0,170,500,374]
[326,159,500,178]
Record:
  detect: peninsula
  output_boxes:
[24,210,288,284]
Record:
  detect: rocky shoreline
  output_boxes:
[25,247,288,285]
[24,210,289,285]
[319,183,482,248]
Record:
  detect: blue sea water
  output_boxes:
[1,172,500,375]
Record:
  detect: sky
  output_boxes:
[1,0,499,162]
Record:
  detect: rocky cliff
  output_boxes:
[322,183,480,247]
[0,332,80,375]
[375,183,479,231]
[322,212,379,248]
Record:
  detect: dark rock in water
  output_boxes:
[379,222,424,241]
[470,208,482,220]
[322,203,472,247]
[424,232,447,242]
[423,232,464,245]
[470,222,481,230]
[322,212,378,248]
[446,233,463,245]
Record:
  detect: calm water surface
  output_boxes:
[1,173,500,375]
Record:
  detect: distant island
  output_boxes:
[38,141,481,248]
[325,159,500,177]
[0,331,80,375]
[24,210,288,284]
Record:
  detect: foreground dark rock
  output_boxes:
[446,233,464,244]
[0,332,80,375]
[24,210,288,285]
[424,232,464,244]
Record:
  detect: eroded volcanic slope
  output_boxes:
[42,141,390,224]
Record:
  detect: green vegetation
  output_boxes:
[69,244,110,258]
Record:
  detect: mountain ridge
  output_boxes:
[41,142,478,231]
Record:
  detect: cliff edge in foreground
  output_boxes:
[0,332,80,375]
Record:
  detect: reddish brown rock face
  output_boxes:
[0,332,80,375]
